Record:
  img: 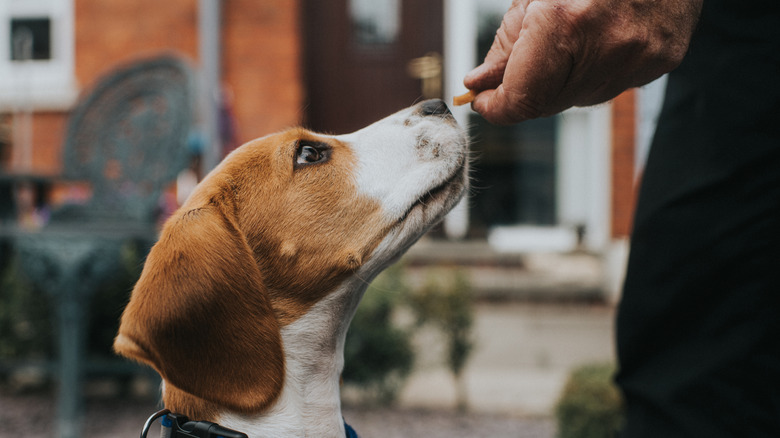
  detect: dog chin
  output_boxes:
[369,161,468,271]
[403,163,467,228]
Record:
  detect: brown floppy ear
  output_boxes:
[114,202,284,414]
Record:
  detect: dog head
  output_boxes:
[114,100,468,419]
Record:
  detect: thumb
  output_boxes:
[464,60,504,92]
[472,4,575,124]
[464,1,528,91]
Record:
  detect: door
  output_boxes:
[302,0,444,134]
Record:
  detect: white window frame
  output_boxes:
[444,0,614,252]
[0,0,77,111]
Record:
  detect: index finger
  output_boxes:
[473,3,577,123]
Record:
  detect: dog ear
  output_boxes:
[114,202,284,414]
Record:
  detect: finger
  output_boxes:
[471,84,550,127]
[463,61,505,93]
[464,1,528,91]
[475,3,577,123]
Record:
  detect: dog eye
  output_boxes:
[295,142,329,167]
[298,146,321,163]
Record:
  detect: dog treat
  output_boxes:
[453,90,477,106]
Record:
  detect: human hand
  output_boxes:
[464,0,703,124]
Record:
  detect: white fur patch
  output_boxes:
[213,101,469,437]
[338,104,468,220]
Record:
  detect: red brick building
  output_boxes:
[1,0,648,259]
[1,0,303,175]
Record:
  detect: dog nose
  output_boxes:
[419,99,452,117]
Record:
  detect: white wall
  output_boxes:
[557,105,612,253]
[0,0,77,111]
[442,0,614,254]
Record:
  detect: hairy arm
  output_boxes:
[464,0,703,124]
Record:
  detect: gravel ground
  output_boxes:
[0,390,555,438]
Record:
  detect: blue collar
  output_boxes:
[344,419,359,438]
[142,409,359,437]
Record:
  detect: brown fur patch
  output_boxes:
[114,128,392,419]
[216,129,390,325]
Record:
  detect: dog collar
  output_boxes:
[344,419,359,438]
[141,410,247,438]
[142,409,360,438]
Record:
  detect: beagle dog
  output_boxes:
[114,99,468,437]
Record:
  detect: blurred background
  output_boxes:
[0,0,667,437]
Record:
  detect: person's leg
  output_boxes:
[616,141,780,436]
[615,17,780,432]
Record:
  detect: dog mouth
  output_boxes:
[396,159,467,226]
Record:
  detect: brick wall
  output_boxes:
[15,0,302,176]
[75,0,199,85]
[222,0,303,144]
[611,89,638,238]
[29,112,68,175]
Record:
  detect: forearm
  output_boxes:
[464,0,703,124]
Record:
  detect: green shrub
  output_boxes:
[0,257,54,360]
[0,242,142,364]
[406,267,474,411]
[555,363,623,438]
[342,263,414,404]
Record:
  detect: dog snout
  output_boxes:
[418,99,452,117]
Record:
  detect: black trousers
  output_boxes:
[615,1,780,436]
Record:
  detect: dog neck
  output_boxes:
[216,277,370,438]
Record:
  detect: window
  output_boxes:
[10,17,51,61]
[444,0,612,250]
[349,0,400,46]
[467,6,559,236]
[0,0,76,110]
